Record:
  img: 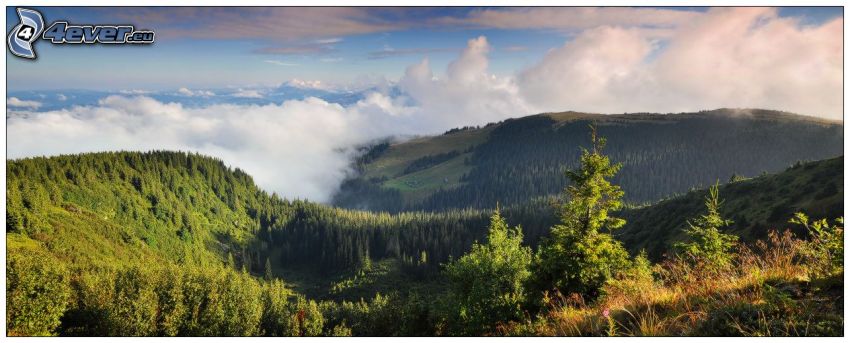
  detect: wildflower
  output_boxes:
[602,308,610,318]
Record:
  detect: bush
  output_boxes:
[674,182,738,273]
[285,296,323,336]
[6,250,71,336]
[601,251,657,307]
[108,267,159,335]
[790,213,843,278]
[444,210,532,335]
[260,279,293,336]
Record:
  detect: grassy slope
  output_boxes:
[619,156,843,259]
[5,151,843,336]
[357,108,842,207]
[364,126,493,202]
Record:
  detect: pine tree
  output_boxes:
[531,125,631,299]
[444,208,532,335]
[674,182,737,271]
[264,257,273,281]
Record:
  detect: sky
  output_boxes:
[5,6,845,202]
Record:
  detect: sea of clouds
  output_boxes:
[7,8,842,202]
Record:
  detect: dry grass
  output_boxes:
[515,230,842,336]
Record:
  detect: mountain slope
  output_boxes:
[6,151,287,270]
[8,151,841,275]
[5,151,842,336]
[333,108,843,212]
[618,156,844,259]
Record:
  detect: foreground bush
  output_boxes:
[509,219,843,337]
[6,250,71,336]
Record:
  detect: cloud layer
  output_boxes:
[518,7,843,119]
[7,95,407,202]
[7,7,842,203]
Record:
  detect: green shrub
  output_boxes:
[108,267,159,335]
[444,209,532,335]
[285,296,323,336]
[790,213,843,278]
[260,279,293,336]
[674,182,738,272]
[6,250,71,336]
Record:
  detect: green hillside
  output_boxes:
[5,150,843,336]
[334,109,843,212]
[618,156,844,259]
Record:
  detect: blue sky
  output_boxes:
[5,6,844,202]
[7,7,840,91]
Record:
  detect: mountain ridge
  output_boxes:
[334,108,843,212]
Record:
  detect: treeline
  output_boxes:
[337,110,843,212]
[401,150,461,176]
[618,156,844,259]
[5,135,845,336]
[7,149,841,278]
[435,127,844,336]
[268,200,560,272]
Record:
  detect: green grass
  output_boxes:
[365,127,492,180]
[362,127,492,202]
[619,157,843,259]
[383,153,472,202]
[353,109,842,211]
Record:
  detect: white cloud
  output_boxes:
[264,60,299,66]
[7,10,843,202]
[7,97,42,109]
[8,96,371,202]
[119,89,152,95]
[284,79,331,90]
[315,37,343,44]
[517,7,843,119]
[397,36,533,129]
[57,94,68,101]
[177,87,216,97]
[232,89,264,98]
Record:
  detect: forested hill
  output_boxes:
[332,108,843,212]
[9,150,840,277]
[6,150,842,335]
[6,151,290,272]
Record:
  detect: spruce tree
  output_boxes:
[675,182,737,271]
[265,257,273,281]
[530,125,630,299]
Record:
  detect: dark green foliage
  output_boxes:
[402,150,461,175]
[337,110,843,212]
[619,157,843,260]
[5,147,843,337]
[531,127,631,299]
[444,210,532,334]
[674,182,738,271]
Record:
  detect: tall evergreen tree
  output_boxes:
[530,125,631,299]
